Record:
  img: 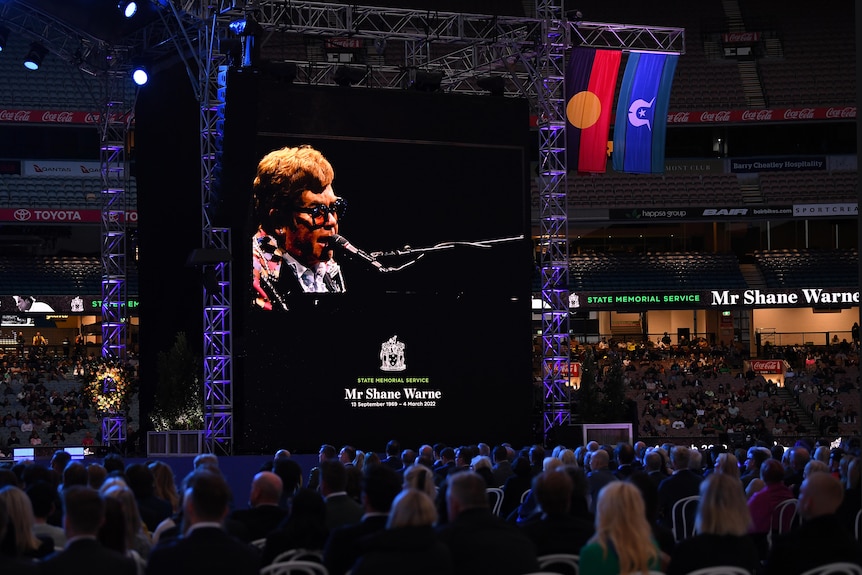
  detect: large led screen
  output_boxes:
[220,69,535,453]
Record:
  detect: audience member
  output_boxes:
[125,463,172,534]
[579,481,665,574]
[491,444,514,488]
[319,460,363,530]
[627,471,675,556]
[145,468,260,575]
[437,471,539,575]
[519,468,594,555]
[0,484,53,559]
[148,461,180,515]
[323,464,402,575]
[765,471,862,574]
[26,480,67,549]
[657,445,703,530]
[586,449,618,514]
[100,484,152,561]
[402,464,437,500]
[229,471,288,543]
[0,495,38,574]
[307,444,337,491]
[261,488,329,566]
[40,485,137,575]
[666,473,760,575]
[351,489,453,575]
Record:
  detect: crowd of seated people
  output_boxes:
[0,353,141,456]
[0,436,861,575]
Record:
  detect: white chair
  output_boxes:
[767,498,799,548]
[250,537,267,549]
[855,508,862,541]
[799,562,862,575]
[486,487,505,516]
[684,567,752,575]
[670,495,700,541]
[272,549,324,564]
[537,553,580,575]
[520,488,532,504]
[260,560,328,575]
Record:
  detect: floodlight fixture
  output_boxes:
[131,65,148,86]
[23,43,48,71]
[119,1,138,18]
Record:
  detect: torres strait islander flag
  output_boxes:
[565,47,622,173]
[612,52,679,174]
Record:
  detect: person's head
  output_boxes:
[51,450,72,475]
[101,485,144,551]
[319,460,348,495]
[87,463,108,490]
[591,481,658,574]
[798,471,844,521]
[182,468,232,528]
[532,468,573,516]
[61,485,106,538]
[338,445,356,465]
[102,452,125,476]
[361,464,402,513]
[250,471,283,507]
[387,488,437,529]
[788,446,810,472]
[589,449,610,471]
[25,480,57,521]
[0,485,42,554]
[273,457,303,497]
[318,444,337,463]
[803,459,830,479]
[645,450,663,473]
[446,471,489,521]
[124,462,156,498]
[714,452,740,479]
[148,461,179,511]
[63,461,88,489]
[695,473,751,536]
[615,442,635,466]
[761,459,785,484]
[253,145,341,268]
[193,453,219,471]
[402,464,436,500]
[670,445,692,471]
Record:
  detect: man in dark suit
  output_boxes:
[645,450,669,491]
[40,485,137,575]
[229,471,289,542]
[307,444,337,491]
[657,445,703,530]
[380,439,403,472]
[320,459,363,530]
[519,468,594,556]
[145,468,261,575]
[491,444,514,488]
[323,463,401,575]
[437,471,539,575]
[765,471,862,574]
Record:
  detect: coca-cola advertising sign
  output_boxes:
[666,106,856,124]
[722,31,762,44]
[749,360,783,373]
[0,109,133,125]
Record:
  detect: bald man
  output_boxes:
[765,472,862,574]
[229,471,288,542]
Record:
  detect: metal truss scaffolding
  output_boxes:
[3,0,683,453]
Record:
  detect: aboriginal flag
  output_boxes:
[612,52,678,174]
[565,47,622,173]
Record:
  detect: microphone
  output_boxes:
[330,234,386,272]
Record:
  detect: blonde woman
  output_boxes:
[714,452,742,480]
[403,464,436,500]
[0,485,53,559]
[351,489,452,575]
[100,485,152,561]
[665,473,760,575]
[149,461,180,514]
[579,481,664,575]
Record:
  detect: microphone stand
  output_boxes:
[369,234,524,271]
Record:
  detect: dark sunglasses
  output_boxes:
[293,198,347,223]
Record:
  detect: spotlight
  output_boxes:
[0,26,9,53]
[131,65,148,86]
[118,1,138,18]
[23,43,48,71]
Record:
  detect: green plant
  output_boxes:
[150,332,203,431]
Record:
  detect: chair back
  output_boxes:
[272,549,324,564]
[537,553,580,575]
[671,495,700,541]
[260,560,329,575]
[250,537,267,549]
[684,567,753,575]
[521,488,532,504]
[767,497,799,549]
[486,487,505,516]
[856,508,862,541]
[799,562,862,575]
